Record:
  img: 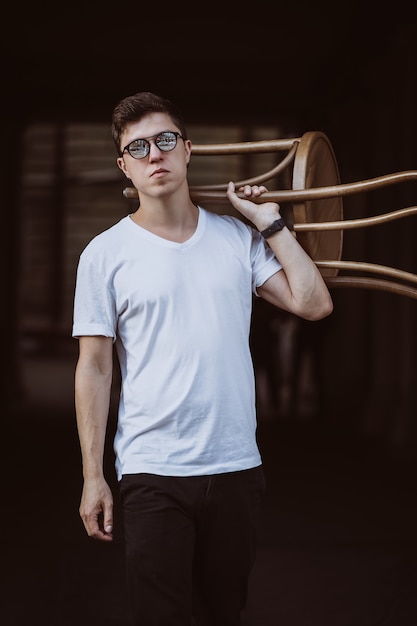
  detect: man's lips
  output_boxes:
[151,168,169,177]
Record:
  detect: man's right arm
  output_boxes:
[75,335,114,542]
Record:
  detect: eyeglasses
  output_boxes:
[122,131,183,159]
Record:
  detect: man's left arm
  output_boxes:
[226,182,333,321]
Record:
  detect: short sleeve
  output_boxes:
[249,227,282,295]
[72,251,117,340]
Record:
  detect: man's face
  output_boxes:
[117,112,192,200]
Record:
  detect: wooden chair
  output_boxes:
[123,131,417,299]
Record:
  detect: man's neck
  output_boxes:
[130,193,199,243]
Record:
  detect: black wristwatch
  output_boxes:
[260,217,286,239]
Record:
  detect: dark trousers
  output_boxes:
[119,465,266,626]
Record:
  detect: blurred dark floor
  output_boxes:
[4,354,417,626]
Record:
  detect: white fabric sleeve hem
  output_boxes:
[72,323,116,341]
[253,265,282,298]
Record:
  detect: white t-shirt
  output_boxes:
[73,206,282,480]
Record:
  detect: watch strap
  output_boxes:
[260,217,286,239]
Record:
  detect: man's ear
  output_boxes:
[117,156,130,178]
[184,139,192,166]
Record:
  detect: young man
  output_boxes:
[73,91,333,626]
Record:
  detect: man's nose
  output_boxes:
[148,140,162,160]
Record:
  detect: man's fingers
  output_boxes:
[103,501,113,535]
[85,513,113,541]
[98,500,113,539]
[227,181,236,194]
[238,184,268,197]
[80,502,113,541]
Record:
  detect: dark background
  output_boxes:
[3,2,417,625]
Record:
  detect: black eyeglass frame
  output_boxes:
[121,131,184,159]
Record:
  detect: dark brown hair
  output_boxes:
[111,91,188,155]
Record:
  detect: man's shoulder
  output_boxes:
[81,216,129,254]
[203,208,251,235]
